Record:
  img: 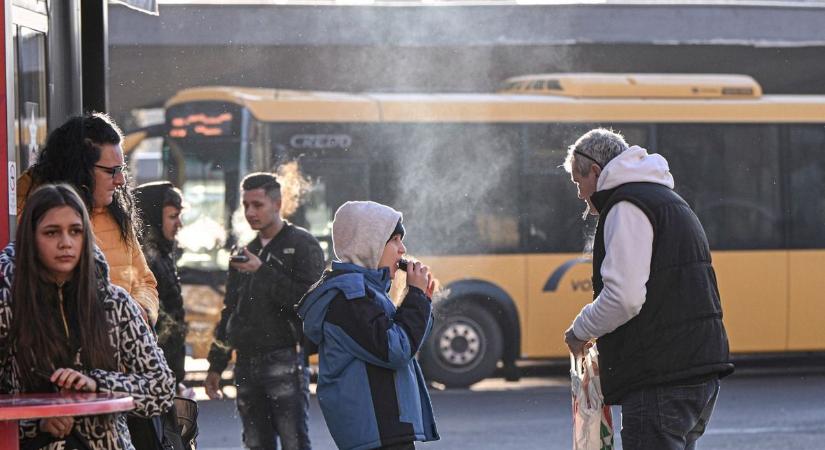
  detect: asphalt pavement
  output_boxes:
[192,365,825,449]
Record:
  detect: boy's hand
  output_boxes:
[406,261,432,295]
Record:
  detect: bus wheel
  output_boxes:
[419,303,503,388]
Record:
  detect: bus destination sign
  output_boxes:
[168,112,234,138]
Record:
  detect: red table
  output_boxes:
[0,392,134,450]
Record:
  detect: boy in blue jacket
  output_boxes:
[297,201,439,450]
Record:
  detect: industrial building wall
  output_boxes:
[108,2,825,119]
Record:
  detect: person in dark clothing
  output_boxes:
[205,172,325,450]
[297,201,439,450]
[562,128,734,450]
[134,181,187,386]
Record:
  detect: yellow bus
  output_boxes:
[128,73,825,387]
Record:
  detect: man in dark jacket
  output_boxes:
[562,129,734,450]
[134,181,187,386]
[205,172,325,450]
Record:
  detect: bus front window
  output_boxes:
[175,153,249,271]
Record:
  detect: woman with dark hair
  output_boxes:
[0,184,175,449]
[17,112,160,325]
[134,181,187,387]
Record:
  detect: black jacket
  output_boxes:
[591,182,734,404]
[208,222,325,373]
[142,230,187,383]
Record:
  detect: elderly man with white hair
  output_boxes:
[562,128,734,450]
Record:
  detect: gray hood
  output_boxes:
[332,201,402,269]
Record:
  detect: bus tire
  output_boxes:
[419,302,503,388]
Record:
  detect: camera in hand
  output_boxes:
[398,258,410,271]
[230,254,249,263]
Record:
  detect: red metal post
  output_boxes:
[0,3,8,247]
[0,420,18,450]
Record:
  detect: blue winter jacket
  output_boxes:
[297,262,439,450]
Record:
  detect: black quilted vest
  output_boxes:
[590,182,734,404]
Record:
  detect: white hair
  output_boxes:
[563,128,629,176]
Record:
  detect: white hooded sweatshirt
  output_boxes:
[572,146,675,341]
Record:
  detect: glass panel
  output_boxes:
[522,123,649,254]
[658,124,782,250]
[12,26,19,171]
[788,125,825,249]
[523,123,595,254]
[388,124,521,255]
[128,136,164,185]
[268,123,522,256]
[266,123,373,260]
[12,0,48,15]
[290,160,369,261]
[15,27,48,169]
[170,140,242,272]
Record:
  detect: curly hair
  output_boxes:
[30,113,138,246]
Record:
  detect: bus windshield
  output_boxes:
[171,141,252,272]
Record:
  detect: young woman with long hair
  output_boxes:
[0,184,175,449]
[17,113,160,325]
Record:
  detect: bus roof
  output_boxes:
[498,73,763,99]
[166,86,381,122]
[165,85,825,124]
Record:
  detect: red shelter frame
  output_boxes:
[0,2,8,247]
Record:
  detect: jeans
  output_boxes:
[234,347,311,450]
[619,377,720,450]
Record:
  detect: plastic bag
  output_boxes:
[571,345,614,450]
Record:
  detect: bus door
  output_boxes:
[170,136,241,358]
[521,123,598,359]
[786,125,825,351]
[521,124,654,359]
[658,124,788,353]
[162,103,246,358]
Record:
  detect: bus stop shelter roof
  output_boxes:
[110,0,158,15]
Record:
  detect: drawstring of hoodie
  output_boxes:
[55,281,70,340]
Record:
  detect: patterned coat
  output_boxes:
[0,243,175,450]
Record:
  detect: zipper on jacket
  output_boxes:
[56,282,70,339]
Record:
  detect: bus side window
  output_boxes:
[388,123,521,256]
[788,125,825,249]
[658,124,782,250]
[520,123,649,254]
[521,123,595,254]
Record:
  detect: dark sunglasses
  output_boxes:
[94,164,127,179]
[574,150,603,169]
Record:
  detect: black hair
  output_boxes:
[134,181,183,241]
[30,113,138,246]
[241,172,281,201]
[387,219,405,243]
